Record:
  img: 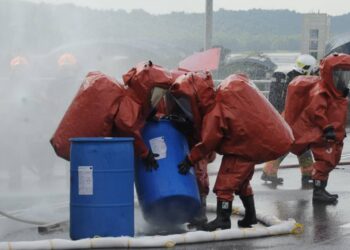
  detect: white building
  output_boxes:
[301,13,331,60]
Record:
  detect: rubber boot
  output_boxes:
[301,175,313,189]
[323,180,338,199]
[261,171,283,184]
[313,180,338,204]
[202,200,232,231]
[237,195,258,228]
[188,195,208,229]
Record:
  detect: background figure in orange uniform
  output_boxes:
[284,53,350,204]
[175,74,294,231]
[261,54,317,186]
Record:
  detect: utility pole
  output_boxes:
[205,0,213,50]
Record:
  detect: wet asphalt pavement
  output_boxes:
[196,166,350,250]
[1,141,350,249]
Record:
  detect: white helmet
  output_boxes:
[294,54,317,75]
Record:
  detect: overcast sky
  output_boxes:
[23,0,350,16]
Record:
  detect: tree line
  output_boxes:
[1,0,349,57]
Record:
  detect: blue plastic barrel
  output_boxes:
[70,137,134,240]
[135,120,200,225]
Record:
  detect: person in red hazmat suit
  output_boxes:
[261,54,317,187]
[165,71,216,229]
[51,61,173,170]
[284,53,350,204]
[173,73,294,230]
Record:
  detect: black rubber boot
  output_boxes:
[188,196,208,229]
[313,180,338,204]
[202,200,232,231]
[323,180,338,198]
[237,195,258,228]
[301,175,313,189]
[261,172,283,184]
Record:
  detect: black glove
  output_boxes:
[146,108,159,122]
[323,126,336,141]
[143,151,159,171]
[178,156,193,175]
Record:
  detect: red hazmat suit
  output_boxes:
[118,61,173,158]
[187,74,294,201]
[284,53,350,181]
[51,62,173,160]
[122,61,173,114]
[50,71,125,160]
[170,72,216,196]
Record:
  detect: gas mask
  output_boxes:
[333,68,350,97]
[172,96,194,122]
[150,87,168,108]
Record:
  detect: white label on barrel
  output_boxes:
[78,166,93,195]
[149,136,167,160]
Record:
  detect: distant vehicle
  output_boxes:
[326,33,350,56]
[218,53,277,80]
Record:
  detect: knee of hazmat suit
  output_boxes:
[115,61,173,158]
[284,53,350,155]
[51,71,125,160]
[188,74,294,164]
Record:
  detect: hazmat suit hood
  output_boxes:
[170,72,215,128]
[217,74,252,94]
[122,61,173,116]
[320,53,350,98]
[170,68,190,83]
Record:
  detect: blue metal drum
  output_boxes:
[70,137,134,240]
[135,120,200,225]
